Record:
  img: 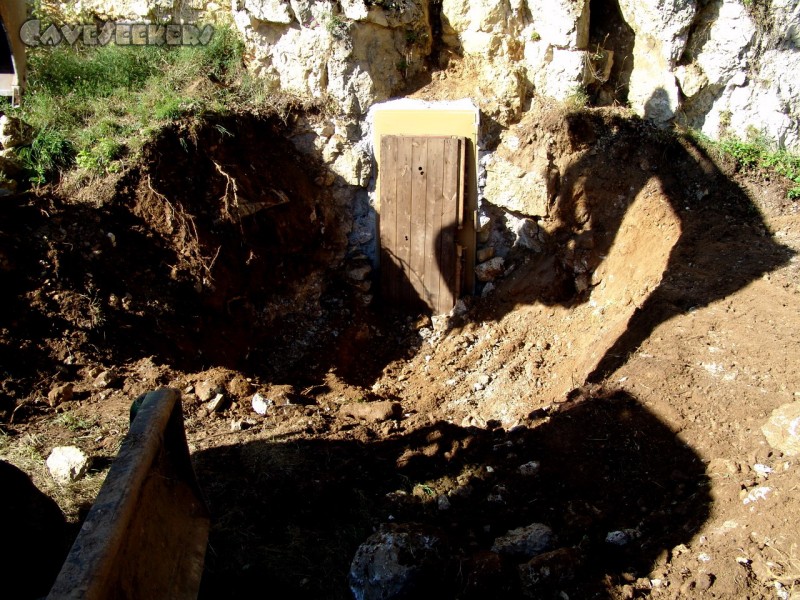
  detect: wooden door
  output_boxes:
[379,135,466,314]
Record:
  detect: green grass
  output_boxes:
[9,24,280,183]
[687,128,800,200]
[717,136,800,200]
[54,412,98,432]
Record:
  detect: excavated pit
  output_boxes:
[1,105,795,599]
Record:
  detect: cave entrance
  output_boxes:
[588,0,635,106]
[372,99,479,314]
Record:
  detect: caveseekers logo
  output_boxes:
[20,20,215,47]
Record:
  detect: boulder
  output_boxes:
[512,217,542,252]
[475,257,505,282]
[491,523,555,559]
[0,149,24,176]
[349,524,449,600]
[331,144,373,187]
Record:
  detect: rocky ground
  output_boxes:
[2,103,800,600]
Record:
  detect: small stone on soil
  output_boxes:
[93,369,121,389]
[206,393,228,413]
[518,461,541,476]
[48,383,73,407]
[518,547,581,593]
[761,402,800,456]
[227,375,253,397]
[252,393,272,415]
[491,523,554,559]
[605,529,639,546]
[696,572,715,592]
[46,446,89,484]
[196,380,224,402]
[339,401,401,423]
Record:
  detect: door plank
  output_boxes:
[409,138,429,308]
[423,137,445,312]
[379,135,465,314]
[396,137,414,305]
[379,136,399,302]
[438,137,460,311]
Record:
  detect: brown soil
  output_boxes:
[2,105,800,600]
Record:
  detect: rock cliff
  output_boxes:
[54,0,799,148]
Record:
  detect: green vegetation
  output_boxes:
[10,24,295,184]
[709,132,800,200]
[564,86,590,111]
[54,412,98,432]
[689,127,800,199]
[326,15,350,39]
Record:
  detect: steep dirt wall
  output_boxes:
[0,114,355,400]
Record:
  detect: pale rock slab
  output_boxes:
[619,0,697,123]
[244,0,293,24]
[483,154,551,217]
[762,402,800,456]
[47,446,89,484]
[528,0,589,49]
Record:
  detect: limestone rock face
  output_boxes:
[483,154,551,217]
[620,0,800,148]
[244,0,293,24]
[233,0,428,117]
[40,0,800,150]
[531,47,588,102]
[677,0,800,148]
[619,0,698,65]
[528,0,589,49]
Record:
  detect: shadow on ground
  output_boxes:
[195,389,710,599]
[458,104,794,385]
